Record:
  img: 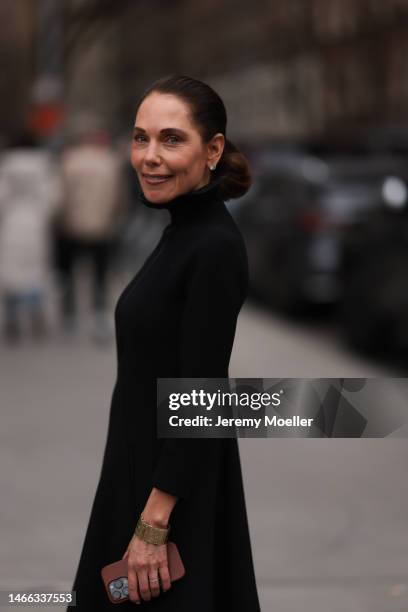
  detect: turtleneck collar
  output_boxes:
[139,176,224,224]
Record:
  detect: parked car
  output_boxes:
[234,152,408,313]
[339,176,408,355]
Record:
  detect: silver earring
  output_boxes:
[209,165,216,171]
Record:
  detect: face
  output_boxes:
[131,92,224,204]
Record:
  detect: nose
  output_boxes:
[144,140,161,166]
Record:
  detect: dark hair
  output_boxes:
[135,74,252,200]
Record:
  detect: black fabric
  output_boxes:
[68,178,261,611]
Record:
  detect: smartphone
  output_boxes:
[101,541,185,604]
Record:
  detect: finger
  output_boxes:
[159,564,171,592]
[127,566,141,605]
[138,569,152,602]
[148,570,161,598]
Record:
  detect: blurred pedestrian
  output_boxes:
[0,133,61,343]
[57,129,124,343]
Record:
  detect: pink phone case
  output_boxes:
[101,541,185,604]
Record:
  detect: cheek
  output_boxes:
[171,152,204,176]
[130,148,142,169]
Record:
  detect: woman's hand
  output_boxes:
[122,535,171,604]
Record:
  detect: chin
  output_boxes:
[143,188,173,204]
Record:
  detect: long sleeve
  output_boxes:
[151,231,248,500]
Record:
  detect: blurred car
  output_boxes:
[339,176,408,355]
[234,152,408,313]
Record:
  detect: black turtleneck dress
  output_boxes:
[68,178,261,611]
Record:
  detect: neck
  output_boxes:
[139,176,224,224]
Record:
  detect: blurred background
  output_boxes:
[1,1,408,610]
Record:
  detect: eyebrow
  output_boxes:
[133,127,188,137]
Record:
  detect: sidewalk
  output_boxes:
[0,304,407,611]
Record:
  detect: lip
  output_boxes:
[142,173,174,185]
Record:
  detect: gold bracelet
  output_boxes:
[134,515,170,545]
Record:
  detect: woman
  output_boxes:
[68,75,261,611]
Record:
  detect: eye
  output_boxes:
[133,134,146,143]
[165,134,181,144]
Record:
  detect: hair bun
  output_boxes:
[216,139,252,201]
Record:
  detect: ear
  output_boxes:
[207,133,225,168]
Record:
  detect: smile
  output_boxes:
[142,174,173,185]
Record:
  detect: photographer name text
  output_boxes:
[168,415,314,429]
